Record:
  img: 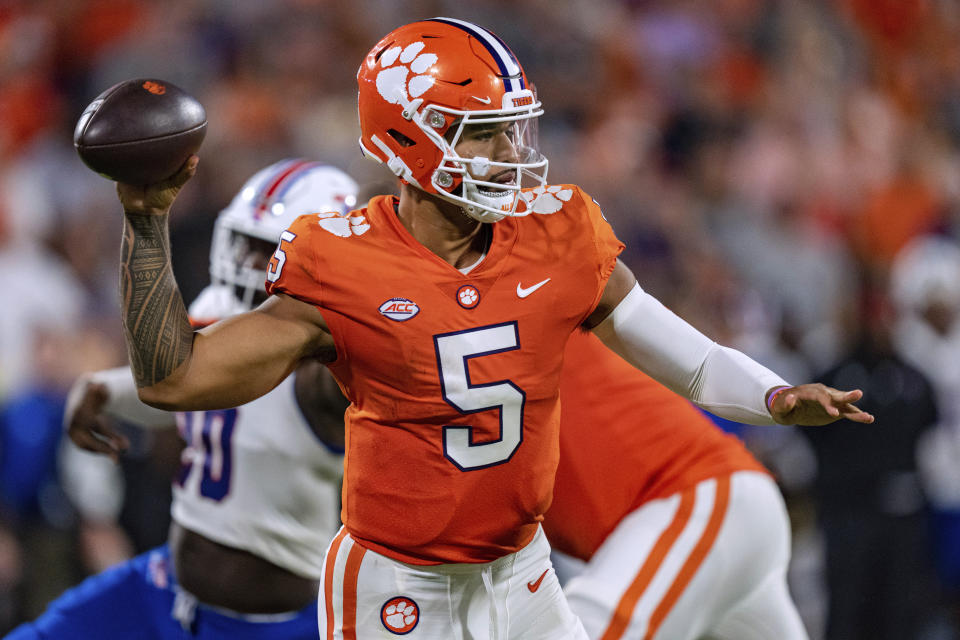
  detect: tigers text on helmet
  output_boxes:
[211,159,359,309]
[357,17,548,223]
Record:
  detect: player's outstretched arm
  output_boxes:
[65,378,133,462]
[117,157,334,411]
[65,367,175,461]
[766,384,871,426]
[585,260,874,426]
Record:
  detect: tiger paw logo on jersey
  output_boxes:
[381,596,419,634]
[375,41,439,105]
[379,297,420,321]
[457,285,480,309]
[519,185,574,215]
[315,211,370,237]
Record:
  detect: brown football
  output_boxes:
[74,78,207,185]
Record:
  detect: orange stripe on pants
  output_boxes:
[323,529,348,640]
[644,475,732,640]
[341,541,367,640]
[600,487,697,640]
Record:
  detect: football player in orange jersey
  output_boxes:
[545,331,808,640]
[108,18,872,639]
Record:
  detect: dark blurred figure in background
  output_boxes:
[801,284,939,640]
[891,235,960,632]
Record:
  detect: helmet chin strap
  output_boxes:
[455,155,518,223]
[462,182,511,223]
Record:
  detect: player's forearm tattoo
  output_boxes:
[120,213,193,387]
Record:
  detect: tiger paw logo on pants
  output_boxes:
[381,596,419,634]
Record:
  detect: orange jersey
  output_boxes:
[543,331,768,562]
[265,187,623,564]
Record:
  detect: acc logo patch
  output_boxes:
[457,285,480,309]
[379,298,420,321]
[381,596,419,634]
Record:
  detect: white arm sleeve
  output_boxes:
[64,367,175,430]
[591,283,790,425]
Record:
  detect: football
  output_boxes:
[73,78,207,185]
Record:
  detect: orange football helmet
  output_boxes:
[357,18,548,223]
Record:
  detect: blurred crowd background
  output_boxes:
[3,0,960,638]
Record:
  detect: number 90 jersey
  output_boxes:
[172,285,345,580]
[266,186,623,564]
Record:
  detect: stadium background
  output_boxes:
[1,0,959,637]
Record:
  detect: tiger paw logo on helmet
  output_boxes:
[381,596,419,634]
[357,19,550,223]
[375,42,439,105]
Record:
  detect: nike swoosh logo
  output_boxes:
[516,278,551,298]
[471,95,492,104]
[527,569,549,593]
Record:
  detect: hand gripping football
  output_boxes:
[74,78,207,185]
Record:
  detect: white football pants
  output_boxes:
[562,471,808,640]
[319,524,588,639]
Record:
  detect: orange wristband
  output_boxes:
[766,386,791,412]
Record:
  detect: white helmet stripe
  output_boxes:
[428,17,524,93]
[272,163,333,203]
[254,159,316,219]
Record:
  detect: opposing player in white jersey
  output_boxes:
[8,159,357,639]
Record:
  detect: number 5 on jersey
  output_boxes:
[434,322,525,471]
[267,230,297,282]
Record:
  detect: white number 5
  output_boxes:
[266,230,297,283]
[433,322,525,471]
